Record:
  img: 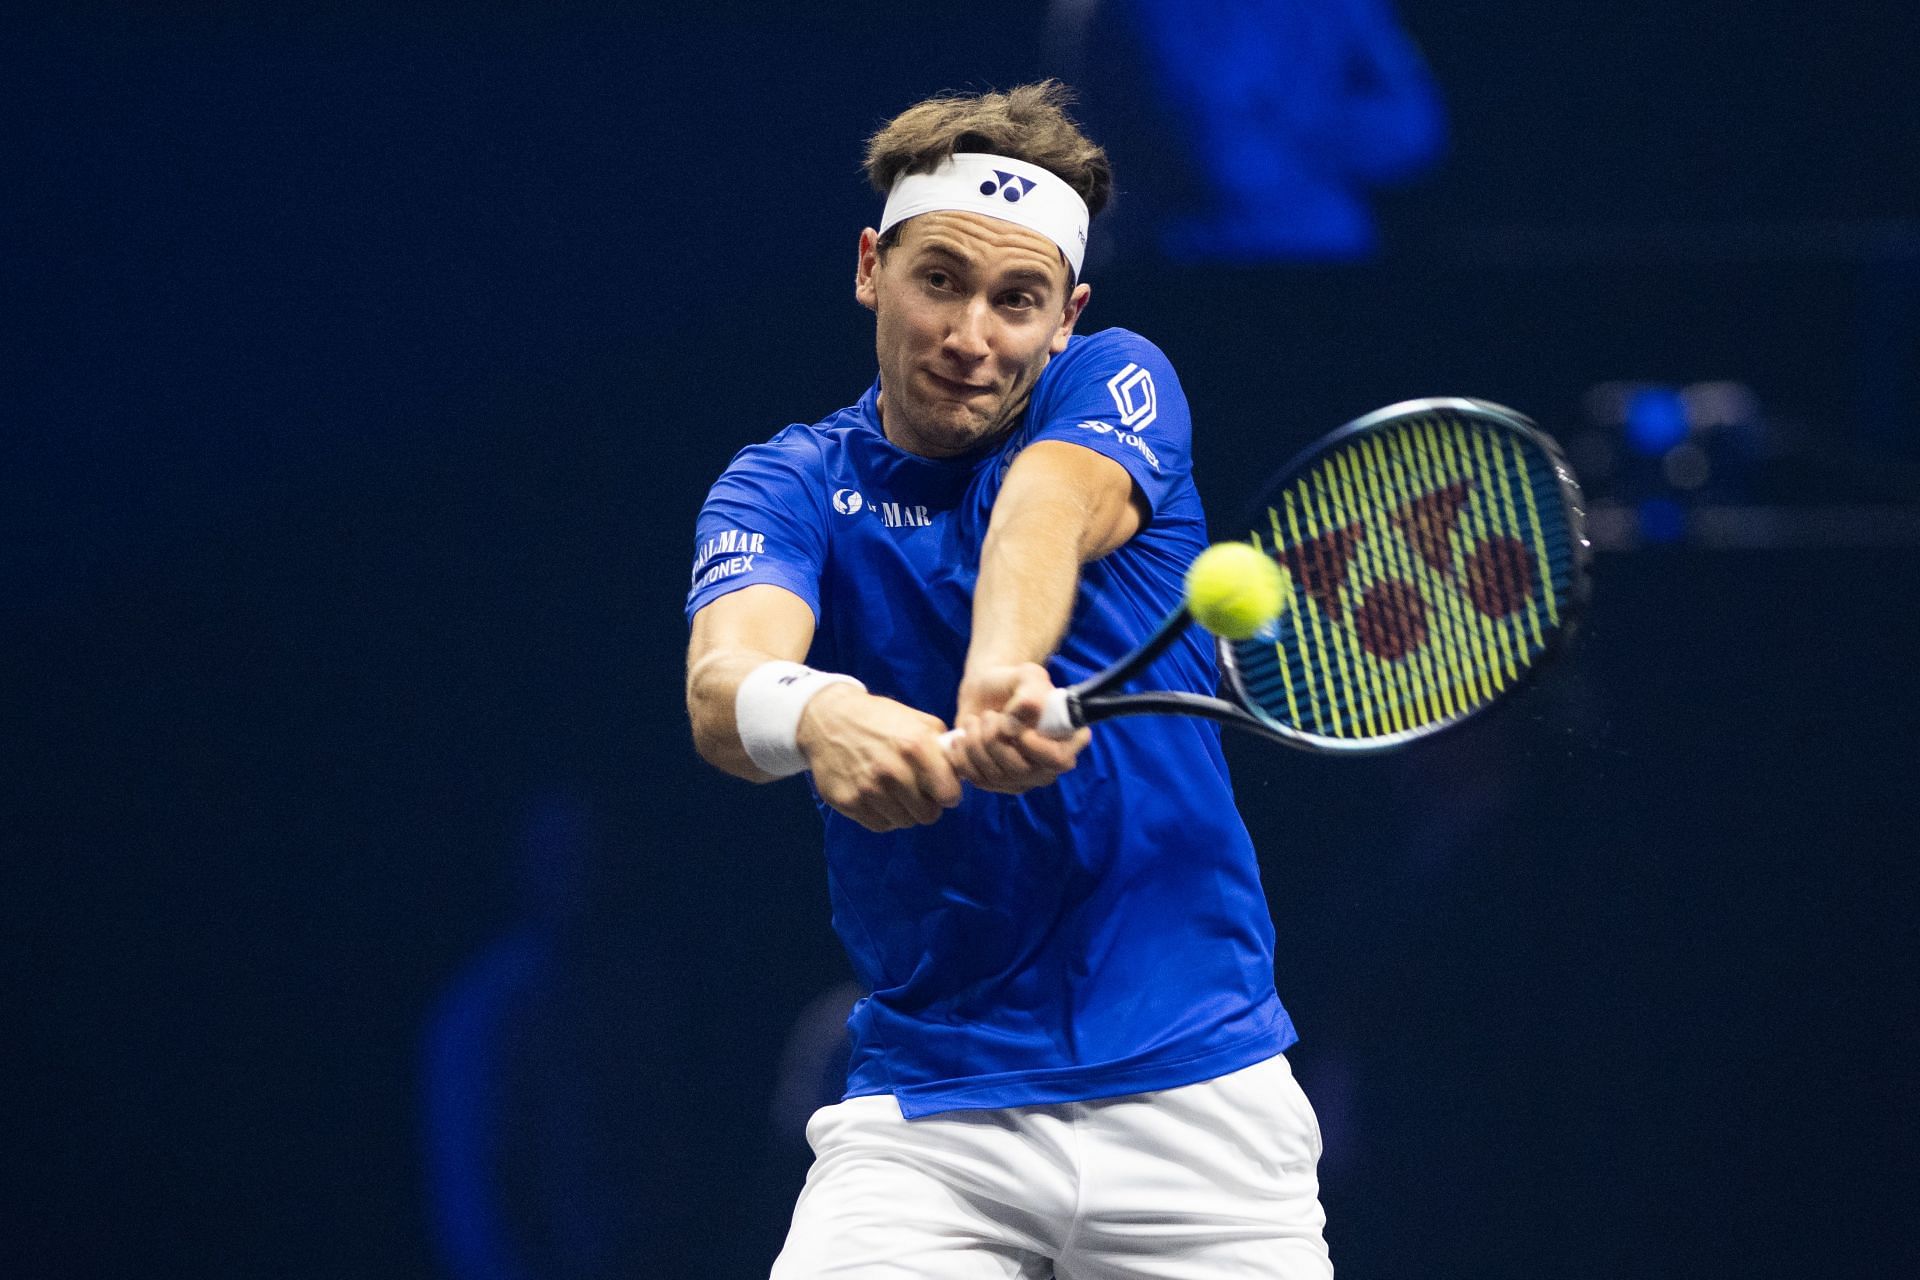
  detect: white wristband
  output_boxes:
[734,661,865,778]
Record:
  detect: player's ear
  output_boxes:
[1050,281,1091,354]
[854,228,881,313]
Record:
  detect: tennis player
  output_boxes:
[685,82,1331,1278]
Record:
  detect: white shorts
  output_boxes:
[770,1053,1331,1279]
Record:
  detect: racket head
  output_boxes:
[1219,397,1590,753]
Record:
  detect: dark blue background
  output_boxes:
[9,3,1918,1277]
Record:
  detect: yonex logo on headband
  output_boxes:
[981,171,1037,203]
[879,152,1091,278]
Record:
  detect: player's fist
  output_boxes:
[797,685,963,832]
[951,663,1089,795]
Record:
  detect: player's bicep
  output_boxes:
[686,439,829,625]
[1000,439,1148,561]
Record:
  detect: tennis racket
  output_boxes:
[1027,396,1590,753]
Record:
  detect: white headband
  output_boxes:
[878,152,1090,279]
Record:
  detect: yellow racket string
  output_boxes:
[1250,412,1575,739]
[1460,420,1523,685]
[1330,445,1406,736]
[1481,425,1547,652]
[1398,418,1497,713]
[1505,429,1560,631]
[1312,468,1372,733]
[1251,523,1308,732]
[1314,455,1386,737]
[1355,433,1448,727]
[1299,477,1360,732]
[1365,428,1462,726]
[1275,493,1335,731]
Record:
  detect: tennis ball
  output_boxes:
[1185,542,1289,640]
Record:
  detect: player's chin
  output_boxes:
[913,404,1001,451]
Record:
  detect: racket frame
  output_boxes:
[1062,397,1591,753]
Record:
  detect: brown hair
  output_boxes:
[864,80,1113,221]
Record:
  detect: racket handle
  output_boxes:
[936,688,1078,749]
[1035,686,1075,737]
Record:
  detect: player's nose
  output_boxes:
[943,297,993,362]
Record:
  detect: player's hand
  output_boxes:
[949,662,1090,795]
[796,684,963,832]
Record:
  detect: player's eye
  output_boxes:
[924,270,954,292]
[999,291,1037,311]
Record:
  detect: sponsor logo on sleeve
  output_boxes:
[1074,421,1161,471]
[831,488,864,515]
[690,528,766,590]
[1105,362,1157,431]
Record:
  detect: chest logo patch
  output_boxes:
[878,502,932,529]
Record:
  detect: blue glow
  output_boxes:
[1625,387,1690,455]
[1125,0,1447,262]
[1638,497,1688,545]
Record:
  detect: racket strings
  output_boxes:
[1358,434,1453,730]
[1414,417,1513,701]
[1240,411,1578,742]
[1335,443,1422,735]
[1374,425,1494,724]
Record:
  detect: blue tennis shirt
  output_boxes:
[687,328,1296,1117]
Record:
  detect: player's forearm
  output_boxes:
[965,488,1096,671]
[686,584,826,781]
[686,645,788,781]
[965,441,1144,674]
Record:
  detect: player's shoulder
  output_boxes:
[1034,327,1182,415]
[1030,327,1187,436]
[1046,326,1178,381]
[716,392,871,483]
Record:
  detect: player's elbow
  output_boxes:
[685,655,775,783]
[687,707,772,783]
[1081,481,1149,561]
[685,701,728,771]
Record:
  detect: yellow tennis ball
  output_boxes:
[1185,542,1289,640]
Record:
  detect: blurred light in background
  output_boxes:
[1624,386,1690,456]
[1580,378,1768,503]
[1635,496,1689,546]
[1579,374,1920,549]
[1053,0,1446,263]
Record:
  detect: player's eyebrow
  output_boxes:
[911,240,979,272]
[994,265,1056,291]
[912,239,1059,293]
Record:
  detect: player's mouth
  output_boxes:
[924,370,995,400]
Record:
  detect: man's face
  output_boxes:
[855,211,1090,458]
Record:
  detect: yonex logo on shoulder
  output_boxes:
[1075,420,1161,472]
[978,170,1038,203]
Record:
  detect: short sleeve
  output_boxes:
[685,435,828,626]
[1023,329,1193,516]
